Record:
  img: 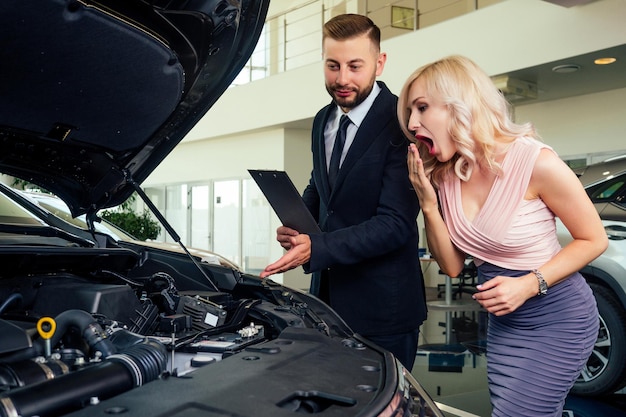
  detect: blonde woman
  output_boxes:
[397,55,607,416]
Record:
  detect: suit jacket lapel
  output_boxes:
[315,105,334,200]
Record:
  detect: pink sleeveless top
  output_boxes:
[438,136,562,271]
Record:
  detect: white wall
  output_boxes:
[516,87,626,158]
[147,129,286,184]
[283,128,313,192]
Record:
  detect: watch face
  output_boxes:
[391,6,414,30]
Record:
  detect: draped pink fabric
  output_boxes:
[438,136,562,270]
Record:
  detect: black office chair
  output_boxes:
[437,259,477,300]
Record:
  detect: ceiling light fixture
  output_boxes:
[594,57,617,65]
[552,64,581,73]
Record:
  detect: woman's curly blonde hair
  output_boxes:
[397,55,539,187]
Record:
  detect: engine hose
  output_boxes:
[106,338,167,386]
[0,294,22,315]
[44,309,117,358]
[0,358,70,392]
[0,309,116,363]
[0,337,167,417]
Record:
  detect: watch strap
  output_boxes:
[532,269,548,296]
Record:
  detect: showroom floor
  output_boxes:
[412,287,626,417]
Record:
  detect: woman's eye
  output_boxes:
[418,104,427,113]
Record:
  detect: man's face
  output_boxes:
[323,34,386,112]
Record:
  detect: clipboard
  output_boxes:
[248,169,321,234]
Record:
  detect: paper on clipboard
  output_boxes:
[248,169,321,234]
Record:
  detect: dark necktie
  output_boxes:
[328,115,351,189]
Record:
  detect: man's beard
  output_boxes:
[326,80,375,110]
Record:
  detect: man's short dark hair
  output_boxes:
[323,14,381,50]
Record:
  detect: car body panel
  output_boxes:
[575,156,626,188]
[557,219,626,307]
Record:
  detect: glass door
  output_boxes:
[190,185,211,250]
[213,180,241,266]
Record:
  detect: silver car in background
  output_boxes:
[558,156,626,397]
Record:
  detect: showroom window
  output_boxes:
[143,179,272,274]
[232,25,268,85]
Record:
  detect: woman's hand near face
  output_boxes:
[408,143,438,214]
[407,143,467,277]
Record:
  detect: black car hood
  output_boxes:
[0,0,269,217]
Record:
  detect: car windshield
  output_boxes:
[20,191,134,240]
[16,189,243,270]
[0,190,45,226]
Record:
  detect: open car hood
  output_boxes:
[0,0,269,217]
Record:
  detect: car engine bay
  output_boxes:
[0,245,341,417]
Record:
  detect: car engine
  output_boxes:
[0,246,322,417]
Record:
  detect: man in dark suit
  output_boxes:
[260,14,426,370]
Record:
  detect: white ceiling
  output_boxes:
[494,43,626,104]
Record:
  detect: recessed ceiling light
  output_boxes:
[552,64,581,73]
[594,57,617,65]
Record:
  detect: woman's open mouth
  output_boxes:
[415,135,435,155]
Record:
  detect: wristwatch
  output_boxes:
[532,269,548,296]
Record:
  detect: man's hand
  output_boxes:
[260,234,311,278]
[276,226,299,250]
